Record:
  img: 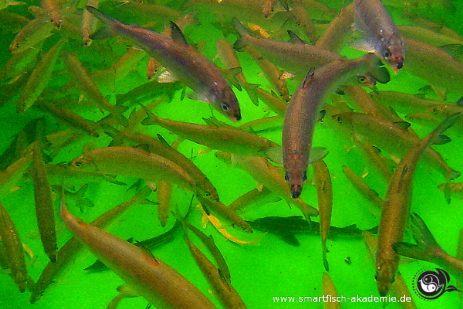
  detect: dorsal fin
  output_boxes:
[287,30,306,44]
[170,21,188,45]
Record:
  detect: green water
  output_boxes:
[1,0,463,308]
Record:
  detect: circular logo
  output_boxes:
[413,268,457,300]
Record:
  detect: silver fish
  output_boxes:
[86,6,240,121]
[353,0,404,71]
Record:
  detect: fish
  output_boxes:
[233,18,390,85]
[230,153,319,219]
[313,159,333,271]
[283,54,389,199]
[370,91,439,115]
[176,213,231,284]
[32,119,57,263]
[104,128,219,201]
[86,5,241,121]
[141,106,282,164]
[37,100,100,137]
[85,219,182,273]
[181,219,247,309]
[393,213,463,283]
[197,204,265,246]
[243,46,289,102]
[0,153,33,199]
[333,112,460,181]
[363,231,418,309]
[342,166,383,216]
[247,216,377,246]
[322,272,341,309]
[196,194,252,233]
[68,146,196,193]
[402,37,463,96]
[59,190,217,309]
[288,0,318,44]
[228,187,281,212]
[41,0,61,29]
[216,38,259,106]
[352,0,404,71]
[16,39,65,114]
[0,202,29,293]
[63,53,129,128]
[81,0,99,46]
[30,186,153,303]
[315,2,355,53]
[9,17,54,54]
[375,113,460,297]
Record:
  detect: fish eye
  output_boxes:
[74,161,83,167]
[221,102,230,111]
[284,173,289,181]
[302,172,307,182]
[432,107,438,115]
[358,76,366,83]
[384,51,391,59]
[336,116,342,124]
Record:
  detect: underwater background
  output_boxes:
[1,0,463,308]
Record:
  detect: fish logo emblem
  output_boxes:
[413,268,457,300]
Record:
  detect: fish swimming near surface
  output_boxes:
[352,0,404,72]
[85,6,241,121]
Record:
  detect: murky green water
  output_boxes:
[1,0,463,308]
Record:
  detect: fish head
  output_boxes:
[68,154,97,172]
[331,112,354,133]
[375,252,399,297]
[345,74,377,88]
[211,86,241,122]
[284,153,308,199]
[380,36,404,72]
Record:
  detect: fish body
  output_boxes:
[86,6,240,121]
[376,113,460,296]
[333,112,460,181]
[313,160,333,271]
[32,138,57,263]
[16,39,65,114]
[283,54,387,199]
[0,202,28,293]
[182,225,247,309]
[353,0,404,71]
[403,37,463,95]
[9,17,54,54]
[142,110,281,163]
[59,197,217,309]
[69,147,196,192]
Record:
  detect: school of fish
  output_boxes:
[1,0,463,308]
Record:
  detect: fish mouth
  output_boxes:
[290,185,303,199]
[234,111,242,121]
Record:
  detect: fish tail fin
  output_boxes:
[426,112,460,146]
[242,83,260,106]
[85,6,120,39]
[392,213,442,263]
[232,18,249,51]
[139,102,159,126]
[365,53,390,84]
